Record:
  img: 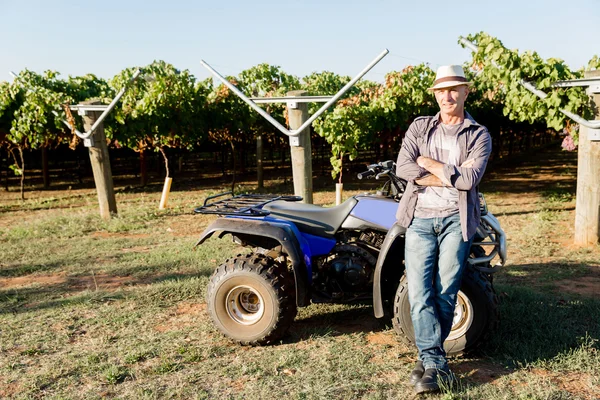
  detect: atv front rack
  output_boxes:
[194,192,302,216]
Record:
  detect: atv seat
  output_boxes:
[263,197,359,237]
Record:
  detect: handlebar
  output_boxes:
[375,171,389,180]
[357,162,385,180]
[357,161,392,180]
[357,170,377,180]
[356,160,407,197]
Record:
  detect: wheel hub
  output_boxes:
[448,290,473,341]
[225,285,265,325]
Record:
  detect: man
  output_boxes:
[395,65,492,394]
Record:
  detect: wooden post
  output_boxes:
[81,100,117,219]
[257,134,264,189]
[574,70,600,245]
[159,177,173,209]
[286,90,313,204]
[335,183,343,205]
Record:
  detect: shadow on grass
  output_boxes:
[287,305,386,343]
[496,206,575,217]
[480,147,578,195]
[0,261,66,278]
[449,282,600,388]
[487,284,600,366]
[498,261,599,287]
[0,268,213,315]
[281,278,600,388]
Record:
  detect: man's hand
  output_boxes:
[416,156,452,186]
[415,174,445,187]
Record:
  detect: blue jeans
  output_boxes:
[404,214,473,370]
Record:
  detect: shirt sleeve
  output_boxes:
[396,120,430,182]
[442,128,492,190]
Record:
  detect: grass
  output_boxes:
[1,146,600,399]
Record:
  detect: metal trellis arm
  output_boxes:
[459,38,600,129]
[200,49,389,137]
[10,69,142,140]
[84,69,142,138]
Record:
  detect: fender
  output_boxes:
[373,223,406,318]
[195,217,310,307]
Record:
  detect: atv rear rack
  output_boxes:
[194,192,302,216]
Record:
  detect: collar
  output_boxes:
[430,111,480,130]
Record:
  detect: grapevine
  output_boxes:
[460,32,595,132]
[1,31,598,190]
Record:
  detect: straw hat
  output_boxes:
[428,65,472,90]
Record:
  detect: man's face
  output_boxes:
[434,85,469,117]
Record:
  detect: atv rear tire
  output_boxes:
[392,266,498,355]
[206,253,297,345]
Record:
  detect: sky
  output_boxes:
[1,0,599,85]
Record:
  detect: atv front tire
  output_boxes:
[392,266,498,355]
[206,253,297,345]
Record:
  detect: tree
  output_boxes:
[301,71,358,181]
[371,64,438,159]
[461,32,594,131]
[0,71,112,192]
[238,63,300,188]
[111,61,204,185]
[461,32,600,245]
[205,76,253,193]
[308,66,436,181]
[0,70,72,198]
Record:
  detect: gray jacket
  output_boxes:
[395,112,492,241]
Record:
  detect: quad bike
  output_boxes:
[194,161,506,355]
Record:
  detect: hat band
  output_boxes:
[433,76,468,86]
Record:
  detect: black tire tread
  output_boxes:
[206,253,297,346]
[391,266,498,355]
